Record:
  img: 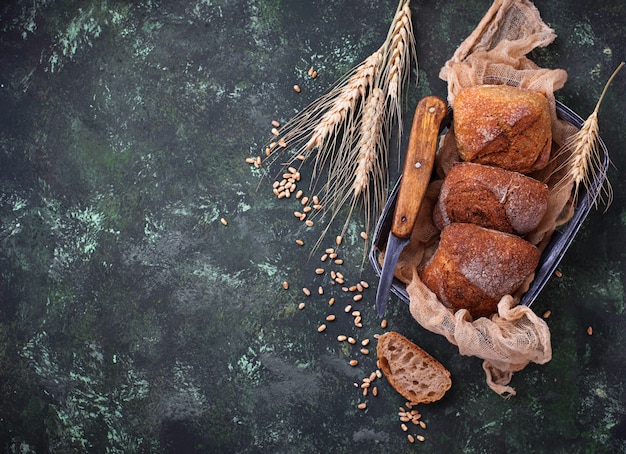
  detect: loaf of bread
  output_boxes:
[433,162,549,235]
[376,331,452,404]
[420,223,541,319]
[453,85,552,174]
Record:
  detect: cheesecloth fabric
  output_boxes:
[396,0,579,396]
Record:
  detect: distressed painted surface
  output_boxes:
[0,0,624,452]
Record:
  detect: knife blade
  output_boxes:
[375,95,449,317]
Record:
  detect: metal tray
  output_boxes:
[369,101,610,308]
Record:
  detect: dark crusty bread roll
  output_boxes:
[453,85,552,174]
[420,223,541,319]
[376,331,451,404]
[433,162,549,235]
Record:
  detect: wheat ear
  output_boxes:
[555,61,623,208]
[313,87,387,254]
[380,0,417,152]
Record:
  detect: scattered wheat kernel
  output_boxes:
[313,195,320,204]
[269,141,277,149]
[349,359,358,366]
[329,252,338,259]
[357,403,367,410]
[317,324,327,333]
[360,281,369,289]
[315,268,325,275]
[325,247,334,254]
[407,435,415,443]
[381,319,388,329]
[355,323,363,328]
[328,297,335,306]
[220,218,228,225]
[265,148,271,156]
[337,335,347,342]
[336,278,345,285]
[400,416,410,423]
[352,310,361,317]
[282,281,289,290]
[321,253,328,262]
[313,204,323,210]
[318,286,324,295]
[294,211,303,219]
[302,287,311,296]
[326,314,336,322]
[401,423,408,432]
[293,85,301,93]
[295,189,303,199]
[361,339,370,346]
[360,381,370,388]
[372,387,378,396]
[353,294,363,302]
[271,120,280,127]
[369,372,377,381]
[296,154,305,161]
[360,348,369,355]
[356,283,363,292]
[334,259,344,265]
[344,305,353,313]
[360,231,368,240]
[587,326,593,335]
[305,220,314,227]
[303,206,312,213]
[271,127,279,136]
[375,370,382,379]
[419,420,426,429]
[362,388,368,396]
[347,337,356,345]
[354,316,362,325]
[298,302,305,310]
[245,157,256,164]
[543,310,551,318]
[278,138,287,147]
[295,239,304,246]
[555,270,563,278]
[417,435,425,442]
[301,196,309,205]
[336,272,344,279]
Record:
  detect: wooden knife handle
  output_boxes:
[391,95,448,239]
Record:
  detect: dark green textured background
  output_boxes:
[0,0,624,452]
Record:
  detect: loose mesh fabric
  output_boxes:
[394,0,579,396]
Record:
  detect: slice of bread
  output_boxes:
[376,331,452,404]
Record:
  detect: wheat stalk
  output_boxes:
[258,0,417,255]
[552,61,623,209]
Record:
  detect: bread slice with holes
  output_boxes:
[377,331,451,404]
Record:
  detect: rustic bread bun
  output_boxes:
[420,223,541,319]
[453,85,552,174]
[376,331,451,404]
[433,162,549,235]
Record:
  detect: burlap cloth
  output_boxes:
[393,0,580,396]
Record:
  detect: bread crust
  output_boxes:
[433,162,549,235]
[453,85,552,174]
[376,331,451,404]
[420,223,541,319]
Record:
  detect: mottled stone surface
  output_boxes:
[0,0,624,453]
